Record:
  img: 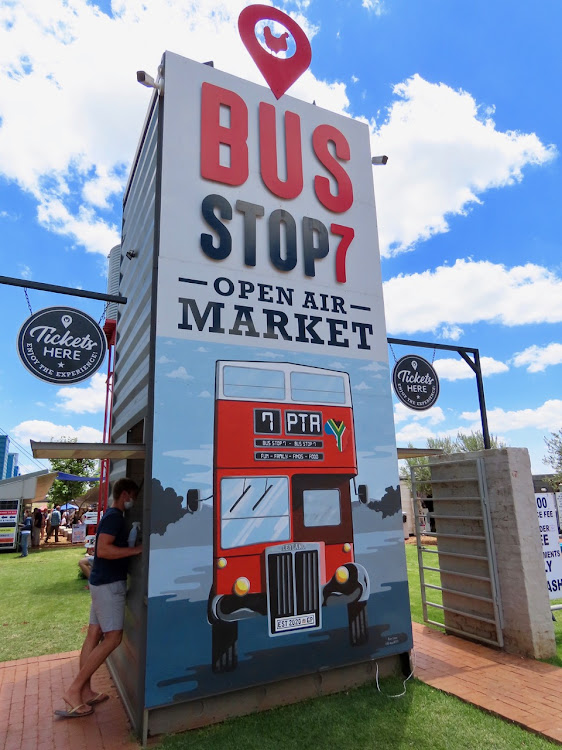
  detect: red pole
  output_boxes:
[98,320,116,522]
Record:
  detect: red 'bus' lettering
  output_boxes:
[313,125,353,213]
[259,103,303,200]
[200,84,354,216]
[201,82,249,186]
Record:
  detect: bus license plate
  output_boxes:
[274,614,316,633]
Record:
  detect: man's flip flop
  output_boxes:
[54,703,94,718]
[86,692,110,706]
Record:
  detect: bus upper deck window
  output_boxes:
[303,489,341,527]
[223,366,285,401]
[290,372,346,404]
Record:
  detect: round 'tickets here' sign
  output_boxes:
[392,354,440,411]
[17,306,107,384]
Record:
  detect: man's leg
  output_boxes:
[54,525,59,543]
[62,630,122,712]
[60,581,126,712]
[20,532,29,557]
[78,623,105,703]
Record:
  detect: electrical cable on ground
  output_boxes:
[374,649,416,698]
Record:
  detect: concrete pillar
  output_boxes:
[431,448,555,659]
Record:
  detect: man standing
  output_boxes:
[55,478,142,718]
[18,510,32,557]
[46,505,61,543]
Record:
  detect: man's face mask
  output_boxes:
[124,494,135,511]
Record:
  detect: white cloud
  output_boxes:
[157,355,175,364]
[0,209,18,220]
[384,259,562,334]
[353,381,371,391]
[359,360,386,373]
[512,343,562,373]
[1,4,554,263]
[394,403,445,425]
[433,356,508,381]
[370,75,556,256]
[11,419,103,445]
[395,422,436,444]
[439,325,463,341]
[166,366,193,380]
[82,167,125,210]
[0,0,346,255]
[461,399,562,433]
[55,372,106,413]
[362,0,385,15]
[199,390,212,398]
[36,197,120,255]
[19,264,32,279]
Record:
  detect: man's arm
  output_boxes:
[96,533,142,559]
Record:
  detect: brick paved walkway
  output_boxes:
[0,650,137,750]
[413,621,562,745]
[1,625,561,749]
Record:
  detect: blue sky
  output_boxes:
[0,0,560,476]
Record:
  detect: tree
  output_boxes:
[399,445,431,495]
[400,431,506,495]
[544,429,562,487]
[454,431,506,453]
[46,438,98,507]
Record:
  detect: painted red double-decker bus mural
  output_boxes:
[197,361,370,672]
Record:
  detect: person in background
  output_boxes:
[32,508,42,549]
[78,546,95,584]
[46,505,61,543]
[43,508,50,540]
[55,478,142,719]
[18,510,32,557]
[40,508,47,541]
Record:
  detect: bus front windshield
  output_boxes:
[220,476,290,549]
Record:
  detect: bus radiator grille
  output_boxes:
[267,549,320,623]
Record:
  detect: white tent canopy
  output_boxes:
[0,470,58,504]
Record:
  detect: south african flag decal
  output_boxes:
[325,419,346,452]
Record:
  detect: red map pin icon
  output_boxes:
[238,4,312,99]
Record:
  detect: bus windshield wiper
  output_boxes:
[252,483,272,512]
[229,484,252,514]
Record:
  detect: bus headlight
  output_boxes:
[233,577,250,597]
[343,543,351,553]
[335,566,349,585]
[217,558,227,569]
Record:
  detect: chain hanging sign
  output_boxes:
[17,306,107,384]
[392,354,440,410]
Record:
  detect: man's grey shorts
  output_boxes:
[89,580,127,632]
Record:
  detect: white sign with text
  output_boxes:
[535,493,562,599]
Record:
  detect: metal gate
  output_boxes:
[412,457,503,647]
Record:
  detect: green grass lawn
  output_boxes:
[156,675,558,750]
[0,546,91,661]
[404,542,562,667]
[1,541,561,749]
[405,542,444,626]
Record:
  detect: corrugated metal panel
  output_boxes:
[112,102,158,438]
[105,245,121,321]
[107,93,159,734]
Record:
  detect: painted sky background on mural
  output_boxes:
[0,0,560,477]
